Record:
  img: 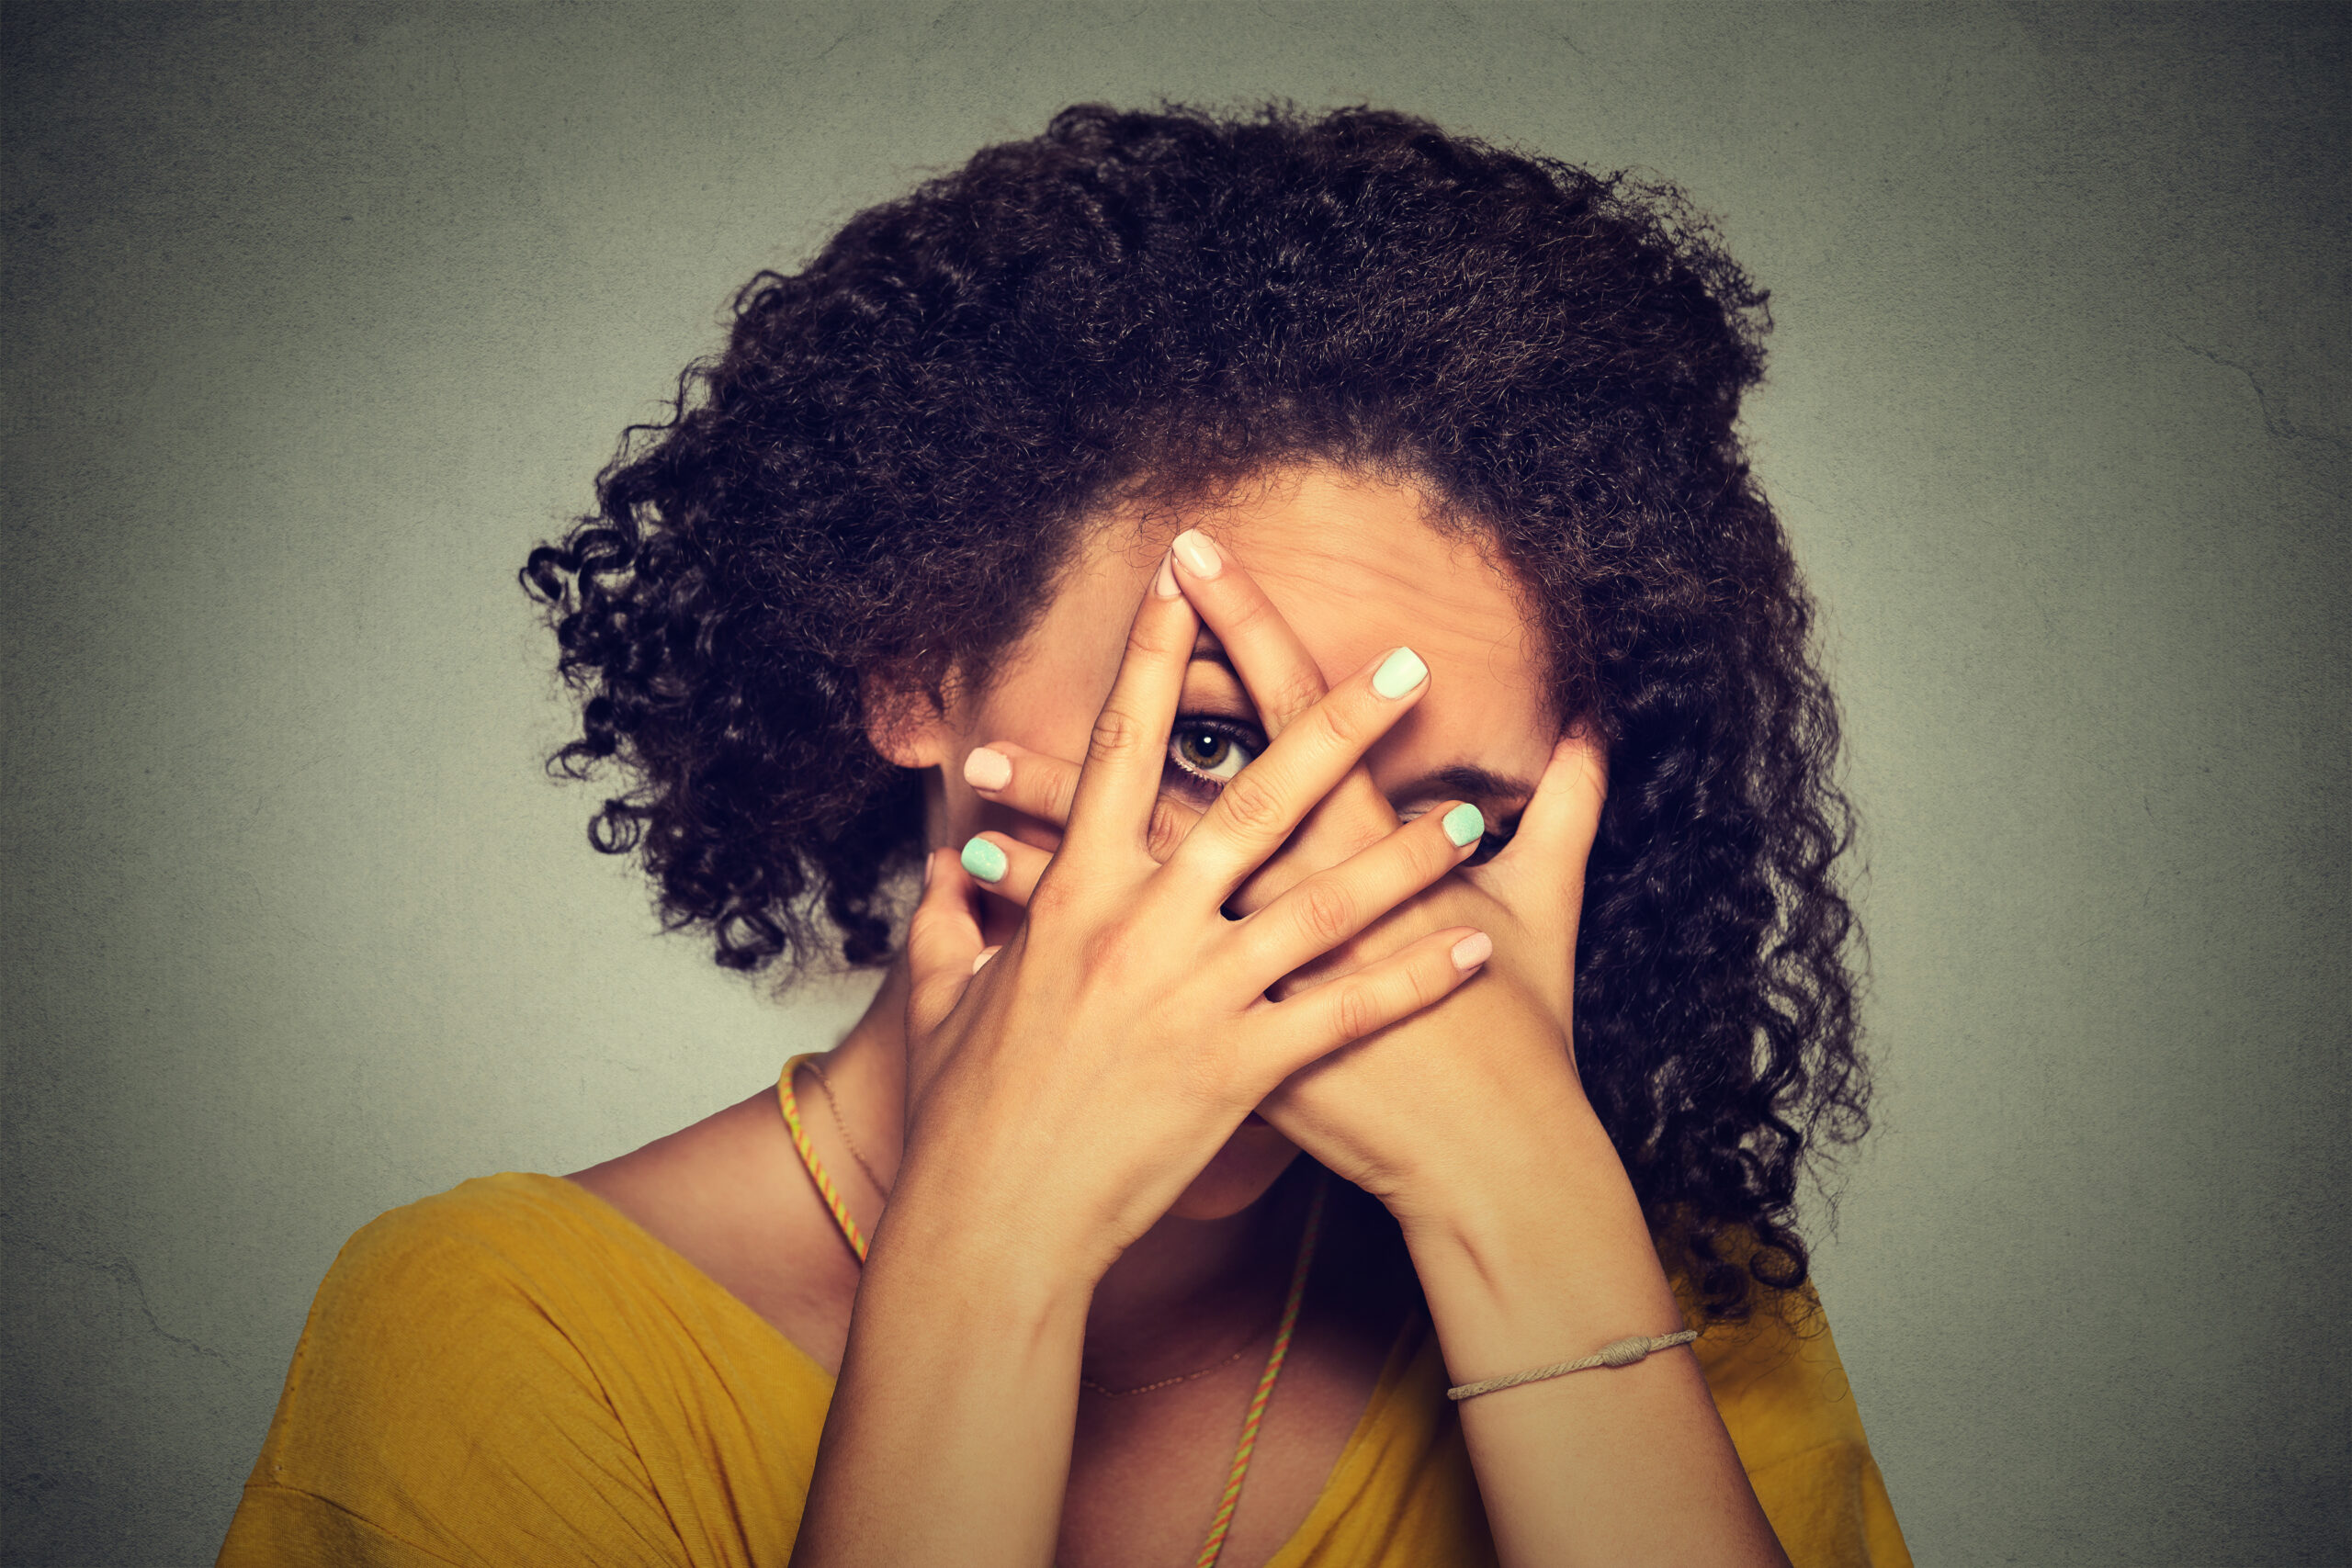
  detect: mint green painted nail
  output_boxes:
[960,837,1008,883]
[1442,802,1486,848]
[1372,647,1429,699]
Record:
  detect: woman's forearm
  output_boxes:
[1402,1109,1792,1568]
[790,1163,1094,1568]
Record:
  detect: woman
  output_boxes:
[221,104,1905,1566]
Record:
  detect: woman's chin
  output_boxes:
[1165,1121,1303,1221]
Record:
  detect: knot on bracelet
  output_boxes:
[1444,1328,1699,1401]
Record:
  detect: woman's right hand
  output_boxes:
[884,548,1495,1286]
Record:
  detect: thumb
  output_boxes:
[905,847,987,1036]
[1491,728,1608,922]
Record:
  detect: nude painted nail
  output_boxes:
[970,946,1001,975]
[1371,647,1429,700]
[963,747,1013,791]
[1170,530,1223,581]
[960,837,1008,884]
[1451,931,1494,971]
[1153,550,1181,599]
[1442,802,1486,848]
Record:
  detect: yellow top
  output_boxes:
[219,1172,1910,1567]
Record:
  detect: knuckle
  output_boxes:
[1333,979,1384,1042]
[1307,695,1369,753]
[1213,772,1285,837]
[1262,667,1329,727]
[1224,592,1279,642]
[1088,705,1150,764]
[1414,823,1462,880]
[1294,878,1357,947]
[1080,921,1142,977]
[1125,614,1186,662]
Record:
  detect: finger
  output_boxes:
[1244,924,1490,1080]
[1165,643,1430,896]
[905,847,986,1033]
[1487,729,1608,910]
[1168,529,1332,739]
[1233,800,1489,986]
[1168,532,1398,901]
[1062,553,1201,857]
[956,830,1051,907]
[964,742,1079,826]
[968,741,1204,863]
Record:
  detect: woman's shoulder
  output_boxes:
[328,1168,713,1280]
[328,1169,617,1268]
[262,1169,826,1451]
[223,1171,830,1567]
[308,1171,693,1328]
[288,1166,839,1402]
[1689,1284,1914,1568]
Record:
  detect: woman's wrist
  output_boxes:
[801,1159,1091,1568]
[875,1138,1118,1303]
[1397,1108,1685,1379]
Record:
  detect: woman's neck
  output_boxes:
[816,957,1299,1378]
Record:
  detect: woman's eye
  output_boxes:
[1164,718,1262,797]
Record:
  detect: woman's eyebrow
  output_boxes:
[1188,628,1235,671]
[1398,762,1536,805]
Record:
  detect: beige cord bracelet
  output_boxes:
[1445,1329,1701,1402]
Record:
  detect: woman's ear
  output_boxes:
[863,664,964,770]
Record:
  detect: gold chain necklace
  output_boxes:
[1080,1336,1261,1398]
[799,1055,888,1196]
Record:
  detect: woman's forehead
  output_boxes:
[1167,466,1541,687]
[1027,465,1563,784]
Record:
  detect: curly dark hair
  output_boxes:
[523,102,1868,1319]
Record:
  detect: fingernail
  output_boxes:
[1170,529,1223,581]
[1451,931,1494,971]
[922,851,935,889]
[1371,647,1429,700]
[1153,550,1181,599]
[970,946,1001,975]
[1442,802,1486,848]
[960,837,1008,884]
[963,747,1013,791]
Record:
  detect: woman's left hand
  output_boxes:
[1256,733,1611,1235]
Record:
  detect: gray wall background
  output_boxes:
[4,4,2345,1563]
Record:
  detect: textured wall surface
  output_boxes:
[4,5,2345,1563]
